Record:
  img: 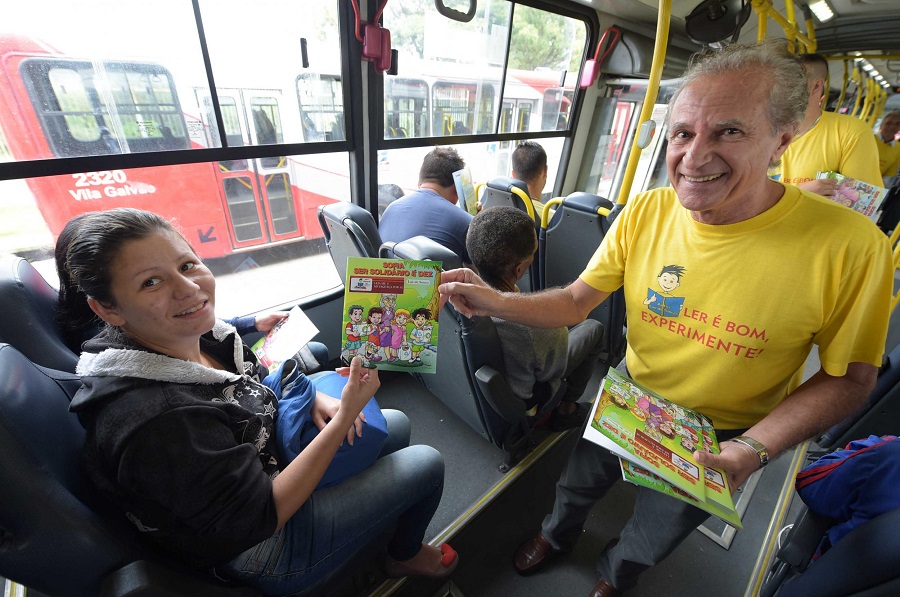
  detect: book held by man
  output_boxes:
[583,367,741,527]
[341,257,441,373]
[815,171,887,218]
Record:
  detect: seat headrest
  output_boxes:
[318,202,382,255]
[487,177,529,195]
[0,256,81,372]
[563,192,614,214]
[388,235,462,271]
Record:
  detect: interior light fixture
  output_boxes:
[808,0,834,23]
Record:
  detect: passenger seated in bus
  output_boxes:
[771,53,882,196]
[61,208,456,595]
[466,206,603,430]
[440,43,891,597]
[379,146,474,264]
[875,110,900,185]
[511,141,550,219]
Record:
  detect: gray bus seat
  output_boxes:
[317,202,382,284]
[481,177,539,292]
[539,191,625,367]
[388,236,565,470]
[816,342,900,451]
[0,343,262,597]
[0,256,81,372]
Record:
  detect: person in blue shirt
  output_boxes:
[379,146,474,265]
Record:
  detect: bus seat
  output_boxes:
[387,236,563,470]
[317,202,382,284]
[481,177,539,292]
[0,343,262,597]
[539,191,625,368]
[816,342,900,451]
[0,256,80,372]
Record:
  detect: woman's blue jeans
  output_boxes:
[220,409,444,596]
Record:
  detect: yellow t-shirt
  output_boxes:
[579,185,892,429]
[875,135,900,178]
[771,110,882,187]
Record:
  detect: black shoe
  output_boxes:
[548,402,589,431]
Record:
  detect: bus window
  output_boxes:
[432,81,495,136]
[505,5,587,134]
[384,78,429,138]
[297,74,344,142]
[21,59,189,158]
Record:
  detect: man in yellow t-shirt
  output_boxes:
[439,44,891,597]
[511,140,549,220]
[875,111,900,183]
[771,54,882,195]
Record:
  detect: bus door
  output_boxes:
[197,88,302,249]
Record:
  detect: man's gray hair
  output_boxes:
[668,42,808,135]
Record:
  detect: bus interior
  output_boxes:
[1,0,899,596]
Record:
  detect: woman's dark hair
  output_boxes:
[57,208,181,327]
[466,206,537,289]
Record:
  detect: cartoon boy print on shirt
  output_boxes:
[644,264,686,317]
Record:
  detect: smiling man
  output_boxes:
[438,43,892,597]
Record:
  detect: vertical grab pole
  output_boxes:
[835,59,849,113]
[614,0,671,207]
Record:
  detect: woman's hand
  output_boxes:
[331,356,380,443]
[311,391,367,445]
[254,311,289,333]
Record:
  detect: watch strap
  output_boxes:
[731,435,769,468]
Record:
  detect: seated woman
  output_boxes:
[466,206,604,429]
[62,208,455,596]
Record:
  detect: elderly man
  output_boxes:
[770,53,882,196]
[439,43,892,597]
[875,110,900,183]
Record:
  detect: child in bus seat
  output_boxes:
[465,206,604,430]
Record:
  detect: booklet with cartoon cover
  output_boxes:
[453,167,478,216]
[251,305,320,371]
[583,367,740,526]
[815,171,887,217]
[342,257,441,373]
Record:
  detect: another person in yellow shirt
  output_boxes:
[771,53,882,196]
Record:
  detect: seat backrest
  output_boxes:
[482,177,539,292]
[317,203,383,284]
[388,237,559,461]
[0,256,81,372]
[0,343,263,596]
[0,343,147,595]
[540,192,625,366]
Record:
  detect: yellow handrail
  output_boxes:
[750,0,816,53]
[540,197,565,229]
[510,186,536,221]
[615,0,671,207]
[850,74,866,118]
[835,60,849,113]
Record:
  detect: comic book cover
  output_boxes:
[250,305,320,371]
[582,368,735,511]
[816,171,887,217]
[341,257,441,373]
[620,460,742,527]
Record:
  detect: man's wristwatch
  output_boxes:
[730,435,769,468]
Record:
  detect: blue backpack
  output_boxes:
[263,360,388,489]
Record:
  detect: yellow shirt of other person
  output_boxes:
[579,185,891,429]
[875,135,900,179]
[771,110,882,187]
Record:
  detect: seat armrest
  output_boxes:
[474,365,526,424]
[101,560,262,597]
[776,507,835,571]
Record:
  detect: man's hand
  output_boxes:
[694,440,761,493]
[254,311,289,333]
[438,268,500,317]
[796,178,839,198]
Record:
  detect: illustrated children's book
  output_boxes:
[453,167,478,216]
[815,171,887,218]
[583,368,741,527]
[251,305,320,371]
[342,257,441,373]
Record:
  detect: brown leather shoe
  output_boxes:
[588,578,620,597]
[513,533,558,575]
